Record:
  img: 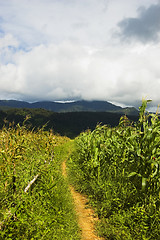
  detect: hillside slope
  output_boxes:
[0,108,138,138]
[0,100,138,115]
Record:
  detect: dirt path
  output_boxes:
[62,160,105,240]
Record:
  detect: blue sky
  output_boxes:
[0,0,160,109]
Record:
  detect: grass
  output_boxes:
[0,125,80,240]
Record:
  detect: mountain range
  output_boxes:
[0,100,138,115]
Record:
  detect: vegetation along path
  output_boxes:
[62,159,105,240]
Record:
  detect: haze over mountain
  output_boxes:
[0,100,138,115]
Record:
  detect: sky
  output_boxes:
[0,0,160,109]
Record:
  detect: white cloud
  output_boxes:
[0,33,19,63]
[0,40,160,107]
[0,33,18,49]
[0,0,160,108]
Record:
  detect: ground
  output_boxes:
[62,160,105,240]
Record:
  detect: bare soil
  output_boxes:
[62,160,105,240]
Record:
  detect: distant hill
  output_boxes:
[0,100,138,115]
[0,108,139,138]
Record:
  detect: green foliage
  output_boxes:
[0,124,80,240]
[0,107,138,138]
[68,99,160,240]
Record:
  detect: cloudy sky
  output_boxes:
[0,0,160,108]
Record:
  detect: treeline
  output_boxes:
[0,108,138,138]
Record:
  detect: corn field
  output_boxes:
[69,100,160,240]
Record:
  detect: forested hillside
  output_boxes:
[0,108,138,138]
[0,100,138,115]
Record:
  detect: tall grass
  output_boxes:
[0,123,80,240]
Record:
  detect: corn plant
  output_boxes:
[69,99,160,239]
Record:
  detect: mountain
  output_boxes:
[0,100,139,115]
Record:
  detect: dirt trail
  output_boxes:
[62,160,105,240]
